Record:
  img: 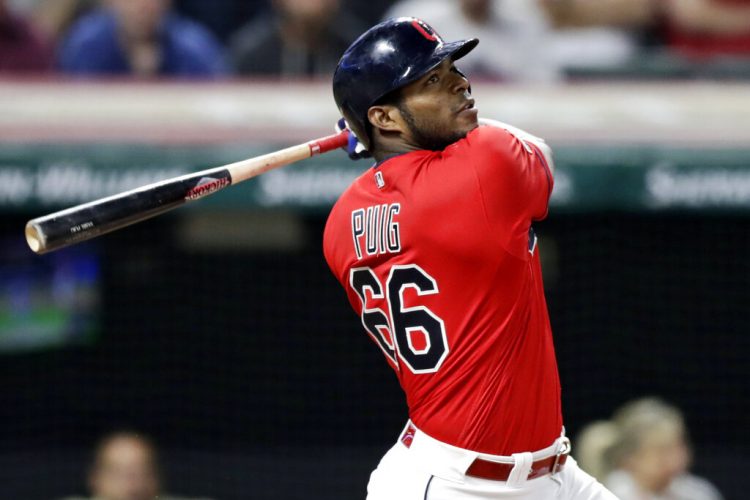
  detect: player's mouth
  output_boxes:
[457,99,478,117]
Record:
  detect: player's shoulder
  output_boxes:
[466,124,514,144]
[449,125,517,160]
[327,167,369,214]
[323,169,372,278]
[324,168,369,242]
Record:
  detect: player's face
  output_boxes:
[396,59,478,151]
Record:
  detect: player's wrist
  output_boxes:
[335,118,371,160]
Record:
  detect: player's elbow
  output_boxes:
[532,140,555,178]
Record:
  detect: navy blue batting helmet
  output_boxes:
[332,17,478,150]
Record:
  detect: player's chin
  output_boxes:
[456,107,479,131]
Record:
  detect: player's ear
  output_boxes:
[367,105,405,135]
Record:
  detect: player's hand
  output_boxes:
[336,118,371,160]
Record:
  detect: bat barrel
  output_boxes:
[25,197,179,254]
[26,168,233,254]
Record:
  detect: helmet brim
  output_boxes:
[436,38,479,64]
[397,38,478,93]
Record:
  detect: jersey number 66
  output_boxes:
[349,265,448,374]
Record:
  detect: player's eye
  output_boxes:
[426,73,439,85]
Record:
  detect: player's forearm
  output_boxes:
[478,118,555,176]
[667,0,750,35]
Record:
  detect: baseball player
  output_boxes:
[323,17,619,499]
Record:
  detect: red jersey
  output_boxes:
[323,125,561,455]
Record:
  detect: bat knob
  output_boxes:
[25,221,44,254]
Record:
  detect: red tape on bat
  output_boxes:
[309,130,349,156]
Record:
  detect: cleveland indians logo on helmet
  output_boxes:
[411,19,440,42]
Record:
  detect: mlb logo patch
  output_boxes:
[375,171,385,189]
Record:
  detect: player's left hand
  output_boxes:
[336,118,371,160]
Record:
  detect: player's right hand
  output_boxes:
[336,118,371,160]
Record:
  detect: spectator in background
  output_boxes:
[58,0,226,78]
[383,0,563,82]
[541,0,656,28]
[384,0,645,80]
[230,0,363,77]
[60,431,211,500]
[538,0,656,74]
[576,397,723,500]
[173,0,265,43]
[662,0,750,58]
[6,0,95,42]
[0,0,53,72]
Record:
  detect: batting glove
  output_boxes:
[336,118,371,160]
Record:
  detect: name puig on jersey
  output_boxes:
[351,203,401,259]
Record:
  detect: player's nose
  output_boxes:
[452,73,471,95]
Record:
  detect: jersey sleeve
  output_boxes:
[460,125,553,256]
[322,201,348,287]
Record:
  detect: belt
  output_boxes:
[466,448,568,481]
[401,422,570,482]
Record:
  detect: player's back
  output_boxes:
[323,125,562,455]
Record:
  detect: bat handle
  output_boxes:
[308,130,349,156]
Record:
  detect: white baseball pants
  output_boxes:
[367,422,619,500]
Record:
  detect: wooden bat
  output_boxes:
[25,131,349,254]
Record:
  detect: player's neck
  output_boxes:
[372,140,423,163]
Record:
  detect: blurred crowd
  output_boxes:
[575,398,723,500]
[1,0,750,80]
[54,399,725,500]
[59,431,212,500]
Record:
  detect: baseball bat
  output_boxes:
[25,131,349,255]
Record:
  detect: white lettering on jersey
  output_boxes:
[351,203,401,260]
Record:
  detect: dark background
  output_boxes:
[0,210,747,499]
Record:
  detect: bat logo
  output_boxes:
[185,176,230,201]
[411,20,438,42]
